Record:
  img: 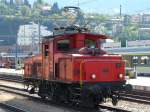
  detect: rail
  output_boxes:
[0,102,28,112]
[120,90,150,104]
[99,104,131,112]
[0,74,23,83]
[0,84,131,112]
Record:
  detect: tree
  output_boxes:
[37,0,43,4]
[33,0,44,9]
[0,3,8,15]
[10,0,14,6]
[20,5,30,16]
[51,2,59,14]
[24,0,30,7]
[0,0,7,4]
[31,8,41,18]
[117,24,139,41]
[15,0,23,5]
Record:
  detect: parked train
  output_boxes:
[24,26,131,107]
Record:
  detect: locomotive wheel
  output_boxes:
[51,87,60,103]
[81,87,96,108]
[51,84,68,103]
[38,82,47,99]
[81,85,104,108]
[29,87,35,94]
[40,95,46,99]
[112,98,118,106]
[112,94,119,106]
[83,93,98,108]
[125,84,133,92]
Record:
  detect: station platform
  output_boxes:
[127,77,150,91]
[0,68,24,76]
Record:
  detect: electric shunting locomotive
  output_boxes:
[24,26,131,107]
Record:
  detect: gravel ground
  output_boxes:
[102,100,150,112]
[0,108,11,112]
[0,91,79,112]
[0,80,150,112]
[1,90,150,112]
[0,80,24,89]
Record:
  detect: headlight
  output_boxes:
[119,74,123,79]
[91,74,96,79]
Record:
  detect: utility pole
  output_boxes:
[38,18,41,54]
[15,42,18,69]
[120,4,122,17]
[77,0,79,7]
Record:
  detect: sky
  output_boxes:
[30,0,150,14]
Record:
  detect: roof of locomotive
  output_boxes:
[43,26,110,41]
[43,33,110,40]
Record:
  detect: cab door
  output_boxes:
[42,43,49,80]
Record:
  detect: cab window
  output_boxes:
[44,45,49,57]
[85,39,96,48]
[57,39,70,51]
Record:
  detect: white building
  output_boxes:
[17,22,52,46]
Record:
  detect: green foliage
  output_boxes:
[31,8,41,18]
[0,0,150,43]
[0,3,8,14]
[20,5,31,16]
[33,0,44,9]
[37,0,43,4]
[51,2,60,14]
[117,24,139,41]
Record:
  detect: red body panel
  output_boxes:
[24,55,42,79]
[72,56,125,82]
[24,33,126,84]
[82,60,125,82]
[59,58,73,81]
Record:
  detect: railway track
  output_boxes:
[0,75,149,111]
[0,74,23,83]
[0,102,27,112]
[98,104,130,112]
[0,84,130,112]
[120,90,150,105]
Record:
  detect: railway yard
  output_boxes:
[0,24,150,112]
[0,69,150,112]
[1,0,150,112]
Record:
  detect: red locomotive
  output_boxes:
[24,26,131,107]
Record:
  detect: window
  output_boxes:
[141,56,149,64]
[44,45,49,57]
[85,39,96,48]
[57,39,70,51]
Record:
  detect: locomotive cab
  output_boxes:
[42,32,113,81]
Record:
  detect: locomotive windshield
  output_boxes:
[57,39,70,51]
[85,39,96,48]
